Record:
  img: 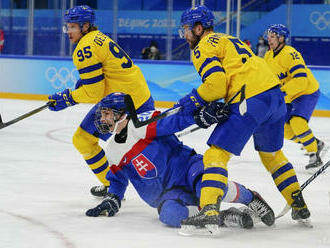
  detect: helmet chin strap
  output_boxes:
[105,113,128,143]
[112,114,127,135]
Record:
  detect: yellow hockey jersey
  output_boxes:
[71,30,151,109]
[264,45,319,103]
[193,32,279,103]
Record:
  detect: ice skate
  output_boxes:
[248,191,275,226]
[90,185,109,197]
[305,152,322,171]
[317,139,329,159]
[179,203,221,236]
[306,139,329,171]
[291,190,312,228]
[220,207,254,229]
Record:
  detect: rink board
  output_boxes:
[0,55,330,115]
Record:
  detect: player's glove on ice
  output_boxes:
[175,88,207,115]
[86,193,121,217]
[48,89,77,111]
[194,101,230,128]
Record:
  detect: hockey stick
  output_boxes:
[176,85,246,138]
[0,102,51,130]
[124,95,181,128]
[125,85,246,129]
[177,126,201,138]
[275,159,330,219]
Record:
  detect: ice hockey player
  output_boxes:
[175,5,311,233]
[47,5,154,196]
[264,24,328,172]
[84,92,275,233]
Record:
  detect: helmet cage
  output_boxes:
[94,107,125,135]
[94,92,128,135]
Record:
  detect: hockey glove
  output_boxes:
[48,89,77,111]
[175,88,207,115]
[194,101,230,129]
[86,193,121,217]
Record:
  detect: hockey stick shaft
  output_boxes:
[177,126,201,138]
[0,102,51,130]
[125,85,246,129]
[275,159,330,219]
[176,85,246,138]
[124,94,181,128]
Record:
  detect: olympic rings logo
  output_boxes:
[45,67,78,89]
[310,11,330,31]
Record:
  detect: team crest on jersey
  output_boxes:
[132,154,157,179]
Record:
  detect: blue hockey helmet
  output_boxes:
[95,93,128,134]
[265,24,290,40]
[64,5,95,26]
[99,92,127,115]
[181,5,215,29]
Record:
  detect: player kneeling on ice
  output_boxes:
[85,92,275,231]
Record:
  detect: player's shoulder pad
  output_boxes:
[282,45,299,55]
[201,32,224,49]
[92,31,111,46]
[192,34,219,62]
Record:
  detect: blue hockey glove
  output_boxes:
[86,193,121,217]
[48,89,77,111]
[176,88,207,115]
[194,101,230,128]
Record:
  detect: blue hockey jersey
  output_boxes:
[105,110,197,208]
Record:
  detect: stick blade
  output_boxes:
[0,114,5,129]
[124,94,141,128]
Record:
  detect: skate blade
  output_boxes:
[297,218,313,228]
[178,225,220,236]
[239,206,262,225]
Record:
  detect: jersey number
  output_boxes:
[109,41,132,68]
[229,38,252,63]
[290,52,300,60]
[193,46,201,59]
[77,46,92,62]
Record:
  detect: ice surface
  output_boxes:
[0,99,330,248]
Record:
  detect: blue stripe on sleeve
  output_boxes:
[78,63,102,74]
[201,66,224,82]
[289,64,305,74]
[293,73,307,78]
[92,161,109,174]
[198,57,220,75]
[81,74,105,85]
[86,149,105,165]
